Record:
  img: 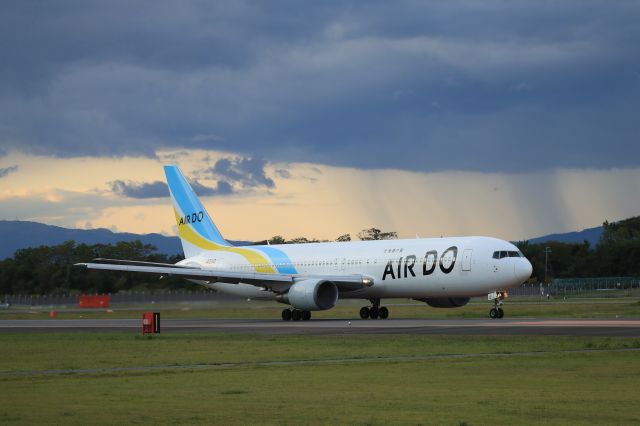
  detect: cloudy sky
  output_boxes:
[0,1,639,242]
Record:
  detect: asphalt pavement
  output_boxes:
[1,318,639,336]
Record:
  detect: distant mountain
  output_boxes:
[526,225,603,246]
[0,221,252,259]
[0,219,609,260]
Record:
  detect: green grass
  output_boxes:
[2,298,640,320]
[0,333,639,424]
[1,332,639,373]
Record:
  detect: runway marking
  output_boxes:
[2,347,638,379]
[513,320,640,326]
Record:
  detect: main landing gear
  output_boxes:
[359,299,389,320]
[488,291,507,319]
[282,308,311,321]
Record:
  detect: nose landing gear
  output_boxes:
[488,291,507,319]
[489,306,504,319]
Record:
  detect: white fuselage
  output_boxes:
[178,236,532,301]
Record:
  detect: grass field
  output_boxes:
[2,298,640,321]
[2,299,640,424]
[1,332,640,425]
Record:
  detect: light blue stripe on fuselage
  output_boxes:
[252,246,298,274]
[164,165,229,246]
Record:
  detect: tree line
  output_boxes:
[257,228,398,245]
[0,240,187,296]
[517,216,640,283]
[0,220,638,295]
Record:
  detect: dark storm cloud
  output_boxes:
[111,178,232,198]
[111,180,169,199]
[190,179,234,196]
[1,1,639,172]
[206,157,274,188]
[0,165,18,178]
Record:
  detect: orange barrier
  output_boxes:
[79,295,110,308]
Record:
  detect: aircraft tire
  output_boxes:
[359,307,370,319]
[489,308,499,319]
[379,306,389,319]
[292,309,302,321]
[282,309,292,321]
[497,308,504,319]
[302,310,311,321]
[369,306,379,319]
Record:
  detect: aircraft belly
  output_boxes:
[372,270,498,298]
[208,282,277,300]
[354,277,449,298]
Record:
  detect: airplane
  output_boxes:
[77,165,533,320]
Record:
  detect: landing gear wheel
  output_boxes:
[369,306,379,319]
[292,309,302,321]
[359,307,370,319]
[282,309,292,321]
[302,310,311,321]
[488,291,508,320]
[379,306,389,319]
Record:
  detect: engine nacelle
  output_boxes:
[417,297,470,308]
[280,279,338,311]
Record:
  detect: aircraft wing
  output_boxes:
[76,259,373,293]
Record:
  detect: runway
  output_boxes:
[1,318,639,336]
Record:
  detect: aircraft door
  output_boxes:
[339,257,347,272]
[462,249,472,271]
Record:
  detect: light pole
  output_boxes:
[544,247,552,285]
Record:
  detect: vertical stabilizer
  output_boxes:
[164,165,230,258]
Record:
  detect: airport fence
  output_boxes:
[2,290,242,307]
[549,277,640,298]
[508,277,640,299]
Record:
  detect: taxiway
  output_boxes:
[1,318,639,336]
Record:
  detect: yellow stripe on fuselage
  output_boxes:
[174,209,275,273]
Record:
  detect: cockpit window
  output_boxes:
[492,250,522,259]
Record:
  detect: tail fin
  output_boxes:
[164,165,230,258]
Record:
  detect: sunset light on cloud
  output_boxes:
[0,1,638,242]
[1,149,639,242]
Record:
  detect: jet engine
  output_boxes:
[278,279,338,311]
[416,297,470,308]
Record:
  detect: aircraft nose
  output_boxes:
[514,258,533,283]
